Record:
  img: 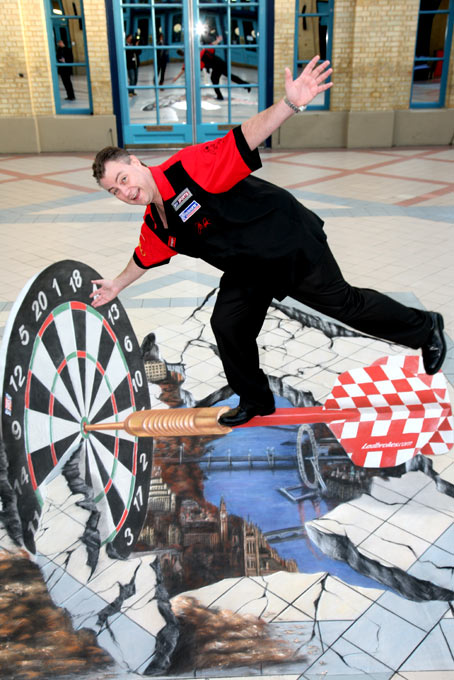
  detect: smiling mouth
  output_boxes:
[131,189,140,201]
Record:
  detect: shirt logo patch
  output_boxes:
[172,188,192,211]
[168,236,177,248]
[4,392,12,416]
[179,200,201,223]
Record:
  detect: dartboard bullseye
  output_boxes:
[0,261,152,556]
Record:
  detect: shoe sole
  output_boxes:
[429,312,447,375]
[219,406,275,427]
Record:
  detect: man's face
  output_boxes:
[100,156,157,205]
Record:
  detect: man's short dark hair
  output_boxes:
[92,146,131,184]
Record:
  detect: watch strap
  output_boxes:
[283,96,307,113]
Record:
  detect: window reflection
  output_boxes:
[411,2,450,106]
[295,0,332,109]
[50,3,91,113]
[121,0,260,127]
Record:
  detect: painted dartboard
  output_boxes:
[0,260,152,556]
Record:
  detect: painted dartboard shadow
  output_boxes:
[0,260,152,556]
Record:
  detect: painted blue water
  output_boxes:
[205,395,389,592]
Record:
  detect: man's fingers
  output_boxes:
[314,60,331,77]
[317,66,333,82]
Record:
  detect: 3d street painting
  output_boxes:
[1,261,453,679]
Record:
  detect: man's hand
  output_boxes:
[89,258,146,308]
[241,55,333,151]
[285,55,332,108]
[90,279,120,308]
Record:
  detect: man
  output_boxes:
[56,39,75,101]
[125,34,140,96]
[91,57,446,427]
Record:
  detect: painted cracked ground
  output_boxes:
[0,144,453,680]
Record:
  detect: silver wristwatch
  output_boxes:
[283,96,307,113]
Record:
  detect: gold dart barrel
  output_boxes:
[84,406,232,437]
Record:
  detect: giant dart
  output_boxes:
[86,355,453,469]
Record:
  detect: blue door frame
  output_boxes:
[108,0,267,146]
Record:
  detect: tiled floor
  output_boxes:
[0,140,453,679]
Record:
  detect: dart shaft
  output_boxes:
[239,407,360,428]
[85,406,232,436]
[238,404,452,428]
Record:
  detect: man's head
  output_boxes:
[92,146,157,206]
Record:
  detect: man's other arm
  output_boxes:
[241,56,332,151]
[90,257,146,308]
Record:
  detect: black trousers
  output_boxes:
[209,57,248,99]
[60,70,75,100]
[210,245,432,409]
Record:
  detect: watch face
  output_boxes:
[0,260,152,556]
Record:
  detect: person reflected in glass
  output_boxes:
[56,39,75,101]
[157,33,169,85]
[126,34,141,96]
[200,35,250,101]
[172,34,251,101]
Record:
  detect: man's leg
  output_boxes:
[61,71,75,100]
[127,68,136,94]
[210,67,224,100]
[289,245,445,372]
[231,73,250,91]
[211,276,275,419]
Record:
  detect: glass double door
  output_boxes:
[114,0,266,146]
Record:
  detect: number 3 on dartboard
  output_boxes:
[124,527,134,547]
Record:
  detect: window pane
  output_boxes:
[297,4,321,62]
[48,0,92,114]
[411,5,448,106]
[295,0,332,109]
[122,2,188,125]
[415,11,447,58]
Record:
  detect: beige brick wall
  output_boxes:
[0,0,113,119]
[446,43,454,108]
[84,0,113,116]
[0,0,452,147]
[20,0,54,116]
[0,0,52,117]
[277,0,446,113]
[330,0,356,110]
[348,0,420,111]
[273,0,296,102]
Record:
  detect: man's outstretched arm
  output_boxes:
[90,257,146,308]
[241,56,333,151]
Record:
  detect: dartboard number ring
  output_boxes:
[0,260,152,557]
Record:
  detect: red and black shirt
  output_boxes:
[133,126,327,296]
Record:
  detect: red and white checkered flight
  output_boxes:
[243,355,453,468]
[324,355,453,467]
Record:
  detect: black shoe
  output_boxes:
[219,403,275,427]
[422,312,446,375]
